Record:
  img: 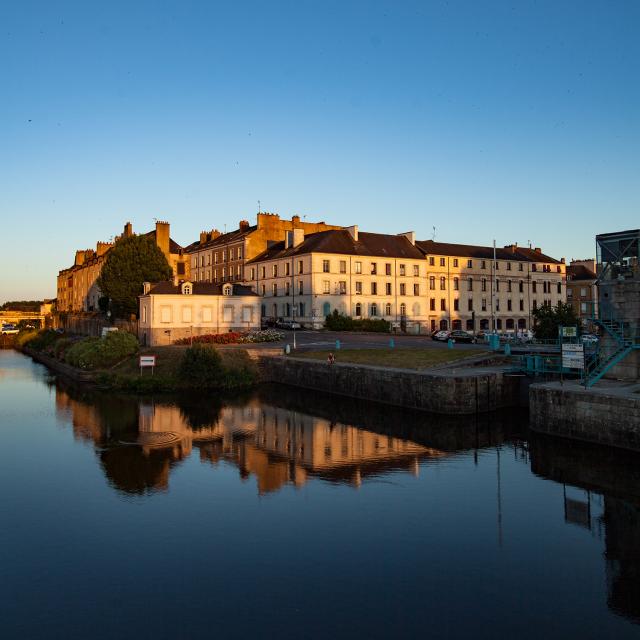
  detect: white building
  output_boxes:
[138,281,261,346]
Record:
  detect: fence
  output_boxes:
[56,313,138,338]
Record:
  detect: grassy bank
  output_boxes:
[18,329,258,393]
[291,348,489,370]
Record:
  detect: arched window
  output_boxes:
[506,318,514,330]
[222,284,232,296]
[440,319,448,330]
[496,319,503,330]
[370,303,378,317]
[385,303,392,316]
[480,319,489,330]
[466,319,474,331]
[181,282,193,295]
[400,303,406,316]
[452,319,462,330]
[322,302,331,317]
[355,303,362,317]
[440,276,446,290]
[518,318,527,329]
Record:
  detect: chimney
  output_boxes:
[96,242,111,257]
[142,282,151,295]
[257,212,279,229]
[200,231,208,244]
[504,243,518,254]
[347,225,359,242]
[291,215,301,225]
[210,229,221,240]
[123,222,133,237]
[74,250,87,266]
[398,231,415,245]
[239,220,250,231]
[155,221,170,257]
[561,257,566,264]
[292,228,304,248]
[534,247,541,254]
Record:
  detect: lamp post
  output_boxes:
[292,305,297,350]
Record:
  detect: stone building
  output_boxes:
[416,240,567,333]
[56,221,188,312]
[245,226,428,329]
[184,212,343,284]
[566,259,598,326]
[138,280,260,346]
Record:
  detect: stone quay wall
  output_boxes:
[258,356,521,415]
[530,383,640,452]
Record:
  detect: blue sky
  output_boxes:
[1,0,638,302]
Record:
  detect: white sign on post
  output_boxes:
[561,326,577,338]
[562,344,584,369]
[139,355,156,375]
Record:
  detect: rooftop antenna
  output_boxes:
[258,200,261,213]
[528,239,532,248]
[432,226,436,241]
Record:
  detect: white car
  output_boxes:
[1,324,19,335]
[581,334,599,344]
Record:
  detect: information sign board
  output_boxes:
[562,344,584,369]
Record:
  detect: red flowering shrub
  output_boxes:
[174,332,243,345]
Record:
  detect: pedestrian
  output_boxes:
[327,352,335,365]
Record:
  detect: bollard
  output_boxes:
[389,338,395,349]
[285,344,291,355]
[335,339,341,350]
[447,338,454,349]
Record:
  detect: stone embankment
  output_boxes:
[25,348,96,383]
[259,355,521,415]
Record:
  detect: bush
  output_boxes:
[53,337,76,361]
[27,329,63,352]
[179,343,225,388]
[325,310,390,333]
[15,330,39,349]
[65,331,139,370]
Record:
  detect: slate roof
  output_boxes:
[184,226,257,253]
[567,264,597,281]
[416,240,562,264]
[145,282,259,296]
[246,230,424,263]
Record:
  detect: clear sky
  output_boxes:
[1,0,638,302]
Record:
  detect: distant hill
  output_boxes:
[0,300,43,312]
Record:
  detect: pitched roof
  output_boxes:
[145,281,258,296]
[184,226,257,253]
[143,230,183,254]
[567,264,597,280]
[416,240,562,264]
[246,229,424,263]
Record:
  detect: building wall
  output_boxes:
[138,293,261,346]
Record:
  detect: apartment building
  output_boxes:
[416,240,566,332]
[245,226,427,329]
[184,212,342,284]
[566,259,597,325]
[56,221,188,312]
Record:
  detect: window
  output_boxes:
[481,298,487,311]
[413,265,420,277]
[429,276,436,290]
[453,259,458,267]
[532,282,537,293]
[355,281,362,295]
[400,283,406,295]
[468,278,473,291]
[519,281,523,293]
[466,319,474,331]
[429,257,435,266]
[323,280,330,294]
[202,306,213,322]
[272,264,278,277]
[496,299,500,311]
[371,303,378,317]
[322,260,330,273]
[519,263,523,272]
[507,280,512,292]
[355,261,362,274]
[399,264,406,276]
[454,299,459,311]
[440,257,445,267]
[160,306,171,323]
[519,300,524,311]
[440,276,446,290]
[238,246,243,259]
[430,298,435,311]
[182,306,192,322]
[242,306,252,322]
[386,282,392,295]
[371,282,378,295]
[298,260,304,274]
[467,259,473,268]
[285,262,290,276]
[400,303,406,316]
[532,264,537,272]
[142,306,147,323]
[355,303,362,317]
[371,262,377,275]
[467,299,473,311]
[581,302,587,313]
[507,262,511,271]
[285,281,290,296]
[223,306,233,322]
[261,284,266,296]
[250,267,256,280]
[261,266,266,279]
[385,263,392,275]
[223,284,232,296]
[323,302,331,316]
[340,260,347,274]
[558,282,562,294]
[482,278,487,292]
[385,303,392,316]
[453,277,459,291]
[298,280,303,295]
[496,280,500,292]
[507,299,512,311]
[533,300,538,310]
[298,302,305,317]
[440,299,446,311]
[182,282,193,295]
[272,283,277,296]
[495,262,499,271]
[413,283,419,296]
[339,281,347,294]
[481,260,486,269]
[214,253,219,264]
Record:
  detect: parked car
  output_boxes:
[276,319,301,330]
[1,323,19,335]
[581,333,599,344]
[432,330,451,342]
[449,330,476,344]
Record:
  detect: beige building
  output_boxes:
[416,241,567,333]
[184,212,343,284]
[56,221,189,313]
[566,259,597,326]
[138,280,260,346]
[245,225,427,329]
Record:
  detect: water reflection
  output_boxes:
[54,382,522,496]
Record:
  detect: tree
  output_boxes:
[97,235,172,317]
[532,302,580,340]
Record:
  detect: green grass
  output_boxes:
[291,348,489,370]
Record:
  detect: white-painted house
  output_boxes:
[138,280,261,346]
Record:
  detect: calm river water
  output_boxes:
[1,350,639,639]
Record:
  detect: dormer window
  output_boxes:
[223,284,232,296]
[181,282,193,295]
